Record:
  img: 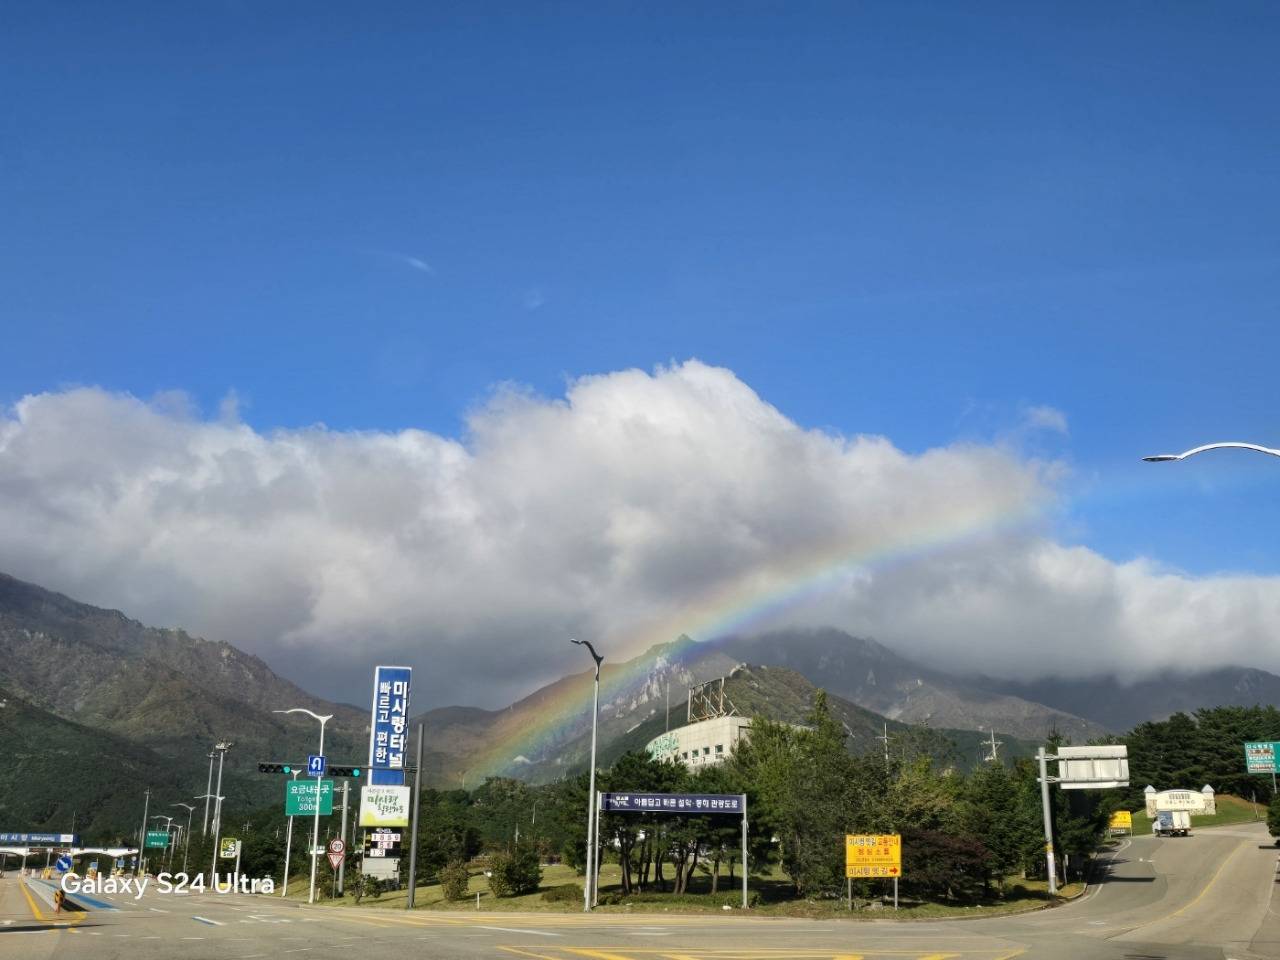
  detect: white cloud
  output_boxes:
[0,361,1277,708]
[1022,404,1069,434]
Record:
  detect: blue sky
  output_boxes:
[4,2,1279,582]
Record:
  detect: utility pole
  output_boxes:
[209,741,233,884]
[876,723,891,769]
[135,788,150,877]
[984,729,1003,764]
[1037,746,1058,896]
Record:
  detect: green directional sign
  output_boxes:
[285,778,334,816]
[144,830,169,848]
[1244,741,1280,773]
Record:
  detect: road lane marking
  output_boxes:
[192,915,224,925]
[480,926,565,937]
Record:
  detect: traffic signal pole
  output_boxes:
[280,770,298,897]
[338,781,349,895]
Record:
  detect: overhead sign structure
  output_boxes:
[0,833,78,845]
[1056,745,1130,790]
[307,754,327,777]
[326,838,345,870]
[285,779,335,816]
[600,792,743,813]
[144,830,170,849]
[845,834,901,878]
[368,666,412,786]
[219,838,240,860]
[360,785,411,827]
[1245,741,1280,773]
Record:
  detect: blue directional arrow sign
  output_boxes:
[307,754,327,777]
[55,854,72,873]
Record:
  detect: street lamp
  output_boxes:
[570,638,603,912]
[172,803,195,875]
[207,740,233,884]
[1142,441,1280,463]
[273,707,333,905]
[202,750,216,837]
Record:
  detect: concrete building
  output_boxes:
[645,715,754,769]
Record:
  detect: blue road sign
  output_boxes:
[55,855,72,872]
[600,792,744,813]
[307,754,327,776]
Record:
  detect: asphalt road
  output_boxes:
[2,822,1277,960]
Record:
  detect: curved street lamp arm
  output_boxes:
[272,707,334,723]
[1143,441,1280,463]
[570,637,604,674]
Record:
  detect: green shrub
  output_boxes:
[487,845,542,898]
[440,860,471,901]
[540,883,582,903]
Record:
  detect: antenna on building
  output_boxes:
[688,677,738,723]
[983,728,1003,764]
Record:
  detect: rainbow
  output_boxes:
[457,487,1048,785]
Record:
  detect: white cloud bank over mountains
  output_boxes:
[2,360,1277,707]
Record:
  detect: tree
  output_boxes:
[1267,793,1280,843]
[439,860,470,901]
[487,842,541,897]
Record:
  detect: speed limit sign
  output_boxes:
[326,838,345,870]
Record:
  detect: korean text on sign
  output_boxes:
[369,665,412,770]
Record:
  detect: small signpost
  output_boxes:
[307,754,327,777]
[845,834,901,910]
[1244,742,1280,792]
[1108,811,1133,836]
[326,838,345,870]
[219,838,239,859]
[54,854,72,873]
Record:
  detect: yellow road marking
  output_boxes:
[568,951,640,960]
[916,955,956,960]
[500,948,570,960]
[18,881,85,927]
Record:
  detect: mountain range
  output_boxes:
[3,570,1278,836]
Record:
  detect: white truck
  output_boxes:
[1153,810,1192,837]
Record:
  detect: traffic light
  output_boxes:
[258,761,362,777]
[329,766,362,778]
[257,762,294,774]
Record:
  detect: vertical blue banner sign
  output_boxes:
[368,665,412,786]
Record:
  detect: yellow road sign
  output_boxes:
[845,834,901,878]
[1109,811,1133,830]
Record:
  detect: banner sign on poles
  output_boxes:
[368,665,412,786]
[359,785,411,827]
[1244,741,1280,773]
[285,779,334,816]
[600,792,743,813]
[845,834,902,878]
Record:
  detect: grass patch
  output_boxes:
[288,860,1081,920]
